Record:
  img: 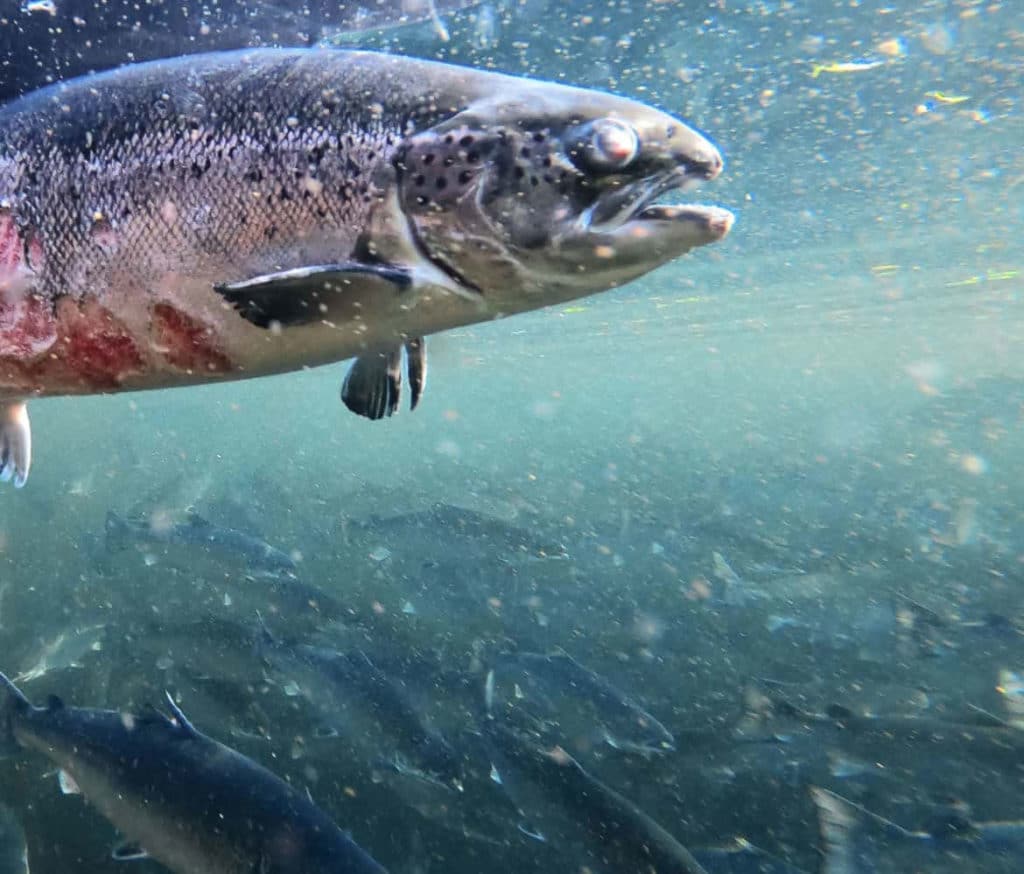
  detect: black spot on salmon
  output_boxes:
[467,151,479,163]
[435,177,447,190]
[459,135,474,147]
[444,134,454,145]
[533,131,547,143]
[414,174,426,187]
[423,154,435,165]
[520,147,531,158]
[514,166,525,180]
[458,170,472,185]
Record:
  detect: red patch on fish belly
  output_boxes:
[150,303,232,374]
[0,294,57,360]
[47,298,144,389]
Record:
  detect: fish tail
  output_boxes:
[811,65,823,78]
[103,511,131,553]
[0,672,29,755]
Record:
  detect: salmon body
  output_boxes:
[0,48,732,485]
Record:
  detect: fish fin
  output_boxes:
[164,692,199,738]
[111,840,149,861]
[341,347,403,420]
[810,786,909,874]
[58,769,81,795]
[0,672,30,755]
[405,338,427,411]
[0,401,31,488]
[214,262,411,328]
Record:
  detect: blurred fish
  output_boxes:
[351,503,569,561]
[482,721,708,874]
[260,628,462,784]
[105,510,296,577]
[0,804,28,874]
[0,671,385,873]
[0,0,486,103]
[812,786,1024,872]
[14,623,105,683]
[486,651,675,757]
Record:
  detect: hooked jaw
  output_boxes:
[570,114,733,275]
[594,112,729,242]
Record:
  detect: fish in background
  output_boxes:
[258,625,463,785]
[812,786,1024,873]
[1,0,486,103]
[485,650,675,757]
[480,720,709,874]
[104,510,297,577]
[13,623,106,683]
[0,670,386,873]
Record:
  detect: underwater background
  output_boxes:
[0,0,1022,871]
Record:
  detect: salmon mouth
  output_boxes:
[628,202,736,243]
[583,164,730,241]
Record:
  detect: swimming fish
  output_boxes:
[810,60,884,78]
[0,48,731,487]
[0,0,486,105]
[104,510,297,576]
[482,721,708,874]
[812,786,1024,873]
[486,651,675,756]
[0,670,386,873]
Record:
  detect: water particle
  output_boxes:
[368,546,391,563]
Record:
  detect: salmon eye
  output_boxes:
[569,119,640,172]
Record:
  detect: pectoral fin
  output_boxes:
[405,338,427,411]
[57,769,81,795]
[214,263,411,329]
[341,347,403,420]
[0,401,30,488]
[341,338,428,420]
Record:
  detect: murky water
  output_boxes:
[0,1,1022,872]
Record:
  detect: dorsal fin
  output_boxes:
[164,692,198,738]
